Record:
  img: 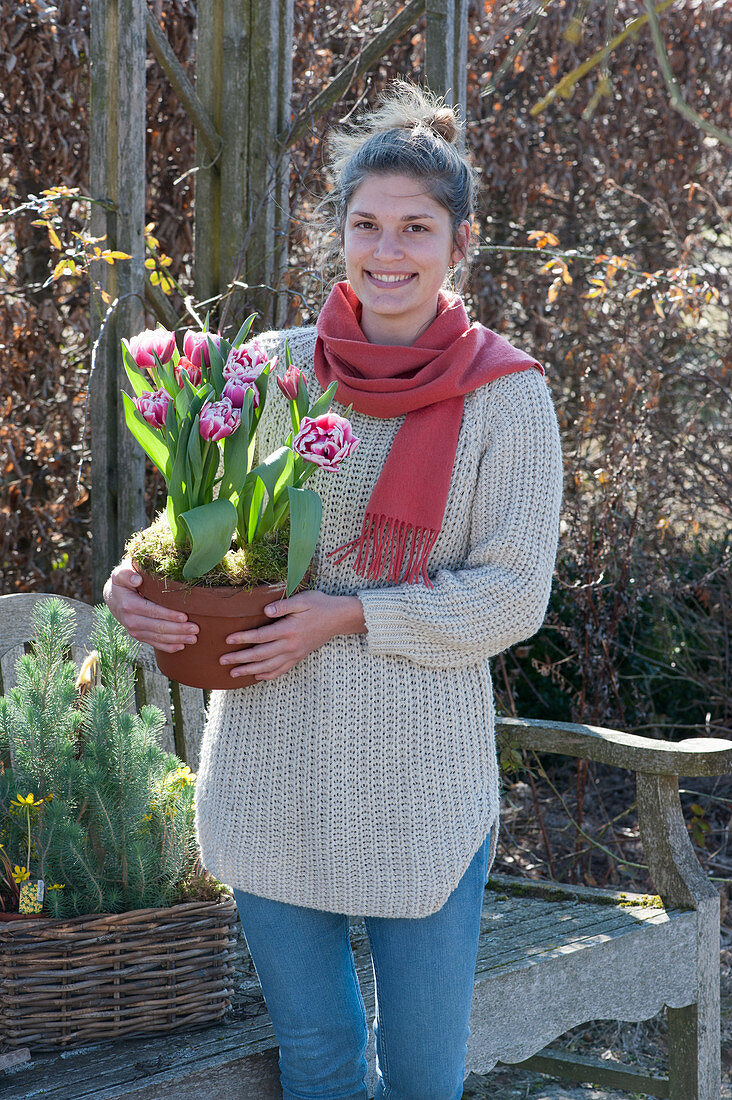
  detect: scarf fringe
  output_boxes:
[328,513,438,588]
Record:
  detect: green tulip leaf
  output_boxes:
[232,313,257,348]
[121,391,171,479]
[121,342,153,397]
[165,494,181,542]
[252,363,271,430]
[179,498,238,580]
[247,447,293,535]
[219,392,254,500]
[247,477,266,542]
[206,336,225,395]
[186,414,204,500]
[286,487,321,596]
[308,379,339,419]
[295,368,309,421]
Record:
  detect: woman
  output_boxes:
[105,84,563,1100]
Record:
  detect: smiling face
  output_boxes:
[343,173,470,347]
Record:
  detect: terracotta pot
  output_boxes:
[134,565,287,689]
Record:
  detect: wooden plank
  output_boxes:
[0,594,97,658]
[636,772,719,909]
[193,0,222,310]
[114,0,146,557]
[475,897,686,980]
[508,1046,670,1098]
[89,0,121,604]
[425,0,453,101]
[487,870,666,908]
[0,1048,30,1072]
[242,0,294,329]
[468,906,697,1072]
[496,715,732,776]
[170,681,207,768]
[134,668,176,755]
[217,0,251,328]
[452,0,469,119]
[144,8,221,161]
[88,0,146,602]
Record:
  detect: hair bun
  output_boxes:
[356,81,463,147]
[419,106,461,145]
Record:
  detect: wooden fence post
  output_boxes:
[425,0,469,117]
[195,0,294,334]
[89,0,146,601]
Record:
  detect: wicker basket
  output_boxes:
[0,896,238,1051]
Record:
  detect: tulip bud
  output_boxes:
[276,365,306,402]
[174,356,202,387]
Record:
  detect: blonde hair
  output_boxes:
[318,83,476,287]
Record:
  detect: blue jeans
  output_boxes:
[233,830,491,1100]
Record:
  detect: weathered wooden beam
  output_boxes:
[89,0,146,601]
[0,1048,30,1073]
[281,0,427,151]
[635,774,721,1099]
[425,0,468,113]
[508,1046,670,1097]
[234,0,294,328]
[195,0,294,332]
[496,716,732,776]
[193,1,222,311]
[145,7,222,162]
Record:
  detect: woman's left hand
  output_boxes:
[220,590,367,681]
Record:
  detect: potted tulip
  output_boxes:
[121,319,359,689]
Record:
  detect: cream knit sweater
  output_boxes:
[195,324,563,918]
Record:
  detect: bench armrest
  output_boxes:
[496,716,732,777]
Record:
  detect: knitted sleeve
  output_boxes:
[357,370,563,669]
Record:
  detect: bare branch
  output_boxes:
[643,0,732,150]
[280,0,426,150]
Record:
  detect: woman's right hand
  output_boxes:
[103,557,199,653]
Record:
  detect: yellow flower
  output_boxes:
[12,866,31,884]
[164,766,196,788]
[47,883,65,891]
[10,793,44,809]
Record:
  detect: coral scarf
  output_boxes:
[314,281,543,586]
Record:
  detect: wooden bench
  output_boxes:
[1,593,729,1100]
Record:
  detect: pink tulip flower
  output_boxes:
[198,397,241,442]
[276,365,306,402]
[223,341,270,380]
[293,413,360,472]
[183,329,223,369]
[222,375,260,409]
[174,356,202,387]
[133,388,170,430]
[128,328,176,370]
